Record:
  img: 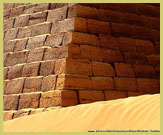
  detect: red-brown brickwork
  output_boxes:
[3,3,160,121]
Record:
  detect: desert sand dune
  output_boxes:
[4,94,160,132]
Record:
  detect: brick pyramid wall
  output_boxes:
[3,3,160,121]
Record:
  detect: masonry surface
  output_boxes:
[3,3,160,121]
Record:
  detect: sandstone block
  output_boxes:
[114,77,137,91]
[14,15,29,28]
[134,64,155,78]
[80,45,102,61]
[44,33,64,47]
[14,39,28,52]
[31,22,51,37]
[4,28,18,41]
[3,18,14,31]
[41,75,57,92]
[4,67,8,80]
[127,91,143,97]
[34,3,49,12]
[23,4,36,14]
[63,32,100,46]
[47,6,67,22]
[92,77,114,90]
[102,49,123,63]
[6,51,29,66]
[27,48,45,63]
[6,78,25,94]
[87,19,111,34]
[68,5,99,19]
[115,63,135,77]
[18,93,41,109]
[137,78,160,93]
[17,27,32,38]
[23,76,42,93]
[29,11,47,25]
[111,22,132,37]
[22,62,40,77]
[99,34,119,50]
[92,61,115,77]
[104,91,127,100]
[4,40,15,53]
[4,111,15,121]
[13,110,30,119]
[147,54,160,66]
[27,35,47,49]
[7,64,24,79]
[10,6,24,17]
[40,60,55,76]
[56,74,92,90]
[4,95,19,110]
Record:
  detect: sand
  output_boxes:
[4,94,160,132]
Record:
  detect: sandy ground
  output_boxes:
[4,94,160,132]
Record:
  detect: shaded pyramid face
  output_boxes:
[3,3,160,120]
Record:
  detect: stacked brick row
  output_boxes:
[3,3,160,120]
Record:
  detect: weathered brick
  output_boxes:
[4,9,11,20]
[127,91,143,97]
[27,35,47,49]
[148,17,160,31]
[10,6,24,17]
[155,66,160,79]
[14,39,28,52]
[17,27,32,38]
[4,3,15,9]
[99,34,119,50]
[6,51,29,66]
[152,30,160,41]
[99,9,123,23]
[14,15,29,28]
[115,63,135,77]
[51,17,87,33]
[105,91,127,100]
[87,19,111,34]
[4,95,19,110]
[4,53,8,67]
[43,48,60,60]
[136,39,154,54]
[117,4,136,13]
[131,25,153,40]
[31,22,51,37]
[44,34,64,47]
[137,78,160,93]
[22,62,40,77]
[29,11,47,25]
[4,18,14,31]
[80,45,102,61]
[27,48,45,63]
[4,28,18,41]
[118,37,137,52]
[4,67,8,80]
[68,5,99,19]
[147,54,160,66]
[78,90,105,103]
[114,77,137,91]
[3,80,9,95]
[68,44,81,58]
[56,74,92,90]
[34,3,50,12]
[111,22,132,37]
[47,6,67,22]
[7,64,24,79]
[92,77,114,90]
[50,3,68,9]
[55,58,92,75]
[18,93,41,109]
[134,64,155,78]
[29,108,44,115]
[23,76,42,93]
[6,78,25,94]
[63,32,100,46]
[154,42,160,54]
[123,13,148,27]
[92,61,115,77]
[23,4,36,14]
[136,4,160,17]
[40,60,55,76]
[13,110,30,119]
[4,40,15,53]
[102,49,123,63]
[41,75,57,92]
[124,52,148,64]
[4,111,15,121]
